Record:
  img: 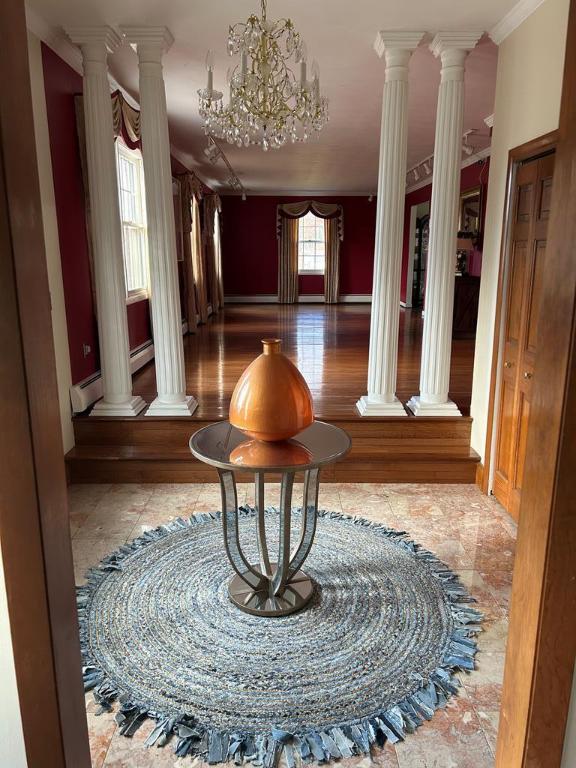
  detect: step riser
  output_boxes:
[73,418,473,448]
[69,417,478,484]
[67,460,477,485]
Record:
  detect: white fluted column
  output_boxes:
[122,27,197,416]
[66,27,146,416]
[407,32,481,417]
[357,32,424,416]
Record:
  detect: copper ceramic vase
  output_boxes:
[229,338,314,442]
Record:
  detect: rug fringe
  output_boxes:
[78,506,483,766]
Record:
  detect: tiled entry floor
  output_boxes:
[70,482,516,768]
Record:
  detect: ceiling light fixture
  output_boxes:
[198,0,328,151]
[204,135,248,199]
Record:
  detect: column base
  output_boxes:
[406,396,462,417]
[145,395,198,417]
[90,395,147,417]
[356,395,408,416]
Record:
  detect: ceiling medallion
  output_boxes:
[198,0,328,151]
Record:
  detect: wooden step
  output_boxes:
[65,443,480,484]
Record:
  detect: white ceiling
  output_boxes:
[29,0,512,194]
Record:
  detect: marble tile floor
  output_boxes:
[69,482,516,768]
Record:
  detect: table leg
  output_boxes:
[218,469,264,590]
[271,472,294,596]
[287,468,320,579]
[255,472,272,578]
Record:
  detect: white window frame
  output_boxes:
[115,139,149,304]
[297,211,326,275]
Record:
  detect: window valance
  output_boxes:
[277,201,344,241]
[111,90,141,149]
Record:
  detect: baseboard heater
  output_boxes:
[69,320,188,414]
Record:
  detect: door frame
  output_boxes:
[481,130,558,497]
[2,0,575,766]
[0,0,91,765]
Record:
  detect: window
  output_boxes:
[298,211,325,274]
[115,140,148,302]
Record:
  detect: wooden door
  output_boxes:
[493,153,555,519]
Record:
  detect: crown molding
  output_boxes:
[374,31,425,58]
[405,146,491,195]
[220,189,376,197]
[489,0,546,44]
[25,4,82,74]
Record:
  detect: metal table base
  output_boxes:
[218,467,320,617]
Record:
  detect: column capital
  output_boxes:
[121,26,174,59]
[374,31,425,59]
[429,31,482,58]
[65,26,122,57]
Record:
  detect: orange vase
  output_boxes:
[229,338,314,442]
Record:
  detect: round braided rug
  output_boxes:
[78,508,481,764]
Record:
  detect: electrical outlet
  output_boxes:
[82,343,91,357]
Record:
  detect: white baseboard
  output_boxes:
[224,294,372,304]
[69,320,188,414]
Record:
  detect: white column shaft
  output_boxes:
[69,29,145,417]
[357,34,423,417]
[125,30,197,416]
[408,35,479,417]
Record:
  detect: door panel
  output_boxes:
[526,241,547,355]
[493,153,555,519]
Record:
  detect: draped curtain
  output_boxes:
[204,194,224,313]
[179,174,199,328]
[276,201,343,304]
[324,218,341,304]
[278,217,299,304]
[177,174,211,325]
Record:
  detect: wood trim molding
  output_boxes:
[489,0,546,45]
[0,0,90,765]
[481,130,558,495]
[224,294,373,304]
[496,0,576,761]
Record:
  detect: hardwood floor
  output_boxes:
[132,304,475,418]
[67,304,479,483]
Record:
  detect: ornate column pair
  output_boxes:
[358,32,480,417]
[67,26,196,416]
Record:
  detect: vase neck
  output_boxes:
[262,338,281,355]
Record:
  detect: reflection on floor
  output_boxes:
[70,482,516,768]
[129,305,476,418]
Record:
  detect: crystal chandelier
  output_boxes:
[198,0,328,151]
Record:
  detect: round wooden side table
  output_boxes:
[189,420,351,617]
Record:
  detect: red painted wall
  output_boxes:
[400,158,490,303]
[42,44,99,382]
[221,195,377,297]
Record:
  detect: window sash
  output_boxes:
[116,141,148,297]
[297,212,326,275]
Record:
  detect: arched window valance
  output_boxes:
[276,201,344,241]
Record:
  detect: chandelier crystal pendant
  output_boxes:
[198,0,328,151]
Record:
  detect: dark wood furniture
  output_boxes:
[452,275,480,339]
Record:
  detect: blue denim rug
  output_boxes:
[78,508,482,765]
